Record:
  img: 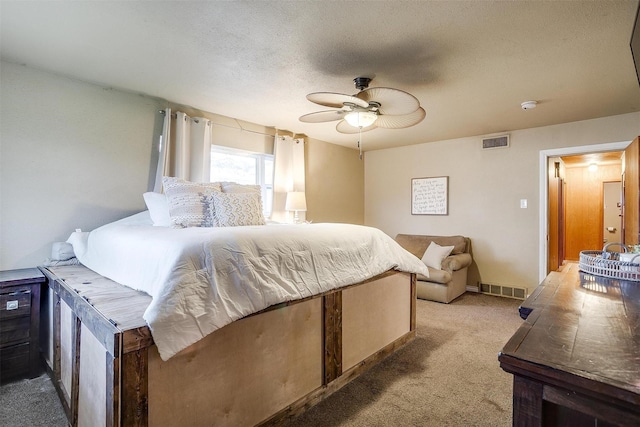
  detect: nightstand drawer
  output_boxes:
[0,268,44,383]
[0,342,30,381]
[0,289,31,319]
[0,315,31,346]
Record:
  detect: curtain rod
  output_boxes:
[158,109,287,138]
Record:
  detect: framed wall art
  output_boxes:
[411,176,448,215]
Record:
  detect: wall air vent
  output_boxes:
[480,283,527,300]
[482,135,509,150]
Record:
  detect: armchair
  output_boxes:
[395,234,472,303]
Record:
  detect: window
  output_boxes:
[210,146,274,217]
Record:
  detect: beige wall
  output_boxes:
[305,138,364,224]
[0,61,363,269]
[365,113,640,292]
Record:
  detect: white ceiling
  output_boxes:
[2,1,639,151]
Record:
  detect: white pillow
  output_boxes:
[421,241,455,270]
[210,192,266,227]
[162,177,221,228]
[143,192,172,227]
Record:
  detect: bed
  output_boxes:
[40,181,428,426]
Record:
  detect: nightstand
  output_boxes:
[0,268,45,383]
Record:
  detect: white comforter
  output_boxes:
[67,211,429,360]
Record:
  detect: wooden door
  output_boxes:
[564,163,622,260]
[624,137,640,246]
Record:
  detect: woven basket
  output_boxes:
[579,246,640,282]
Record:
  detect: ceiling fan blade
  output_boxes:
[356,87,420,115]
[336,119,377,134]
[374,107,426,129]
[307,92,369,109]
[299,110,348,123]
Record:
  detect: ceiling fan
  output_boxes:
[299,77,426,134]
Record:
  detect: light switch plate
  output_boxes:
[520,199,528,209]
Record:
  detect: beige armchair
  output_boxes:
[395,234,472,303]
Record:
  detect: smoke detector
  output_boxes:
[521,101,537,110]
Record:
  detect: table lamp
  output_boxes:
[285,191,307,223]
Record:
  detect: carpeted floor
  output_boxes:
[281,292,523,426]
[0,372,67,427]
[0,292,522,426]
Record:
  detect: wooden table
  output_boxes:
[499,263,640,426]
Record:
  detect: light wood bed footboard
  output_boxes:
[40,265,416,427]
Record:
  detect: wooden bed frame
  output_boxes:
[40,264,416,426]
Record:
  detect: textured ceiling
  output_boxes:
[2,1,639,151]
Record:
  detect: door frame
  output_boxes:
[538,141,631,282]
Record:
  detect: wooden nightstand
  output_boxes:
[0,268,45,383]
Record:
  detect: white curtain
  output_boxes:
[153,108,212,191]
[272,135,305,223]
[190,117,212,182]
[153,107,172,192]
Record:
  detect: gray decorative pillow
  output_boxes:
[162,177,221,228]
[210,191,266,227]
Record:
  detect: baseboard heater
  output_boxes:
[480,283,527,300]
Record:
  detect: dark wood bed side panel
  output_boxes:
[323,291,342,384]
[121,348,148,427]
[410,273,417,331]
[71,316,81,426]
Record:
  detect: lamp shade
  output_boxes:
[285,191,307,211]
[344,111,377,128]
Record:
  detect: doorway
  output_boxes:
[538,141,631,282]
[554,154,623,267]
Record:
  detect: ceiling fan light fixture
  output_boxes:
[344,111,378,128]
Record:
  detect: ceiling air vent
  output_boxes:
[482,135,509,150]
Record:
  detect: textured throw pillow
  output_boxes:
[143,192,172,227]
[421,241,455,270]
[220,182,262,194]
[210,191,266,227]
[162,177,221,228]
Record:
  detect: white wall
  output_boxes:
[1,62,164,269]
[365,112,640,292]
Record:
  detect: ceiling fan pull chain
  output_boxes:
[358,127,363,160]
